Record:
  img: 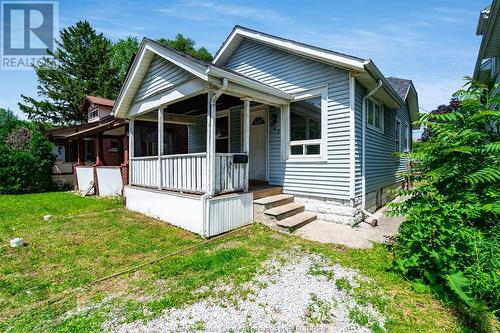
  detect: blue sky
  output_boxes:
[0,0,489,119]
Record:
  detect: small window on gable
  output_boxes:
[366,98,383,133]
[88,105,99,121]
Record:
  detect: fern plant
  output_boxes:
[389,78,500,327]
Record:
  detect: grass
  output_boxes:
[0,192,465,332]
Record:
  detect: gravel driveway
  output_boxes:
[107,252,385,332]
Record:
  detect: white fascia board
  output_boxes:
[214,27,365,71]
[112,42,150,118]
[363,60,405,107]
[113,39,210,119]
[145,42,208,81]
[207,66,292,101]
[128,79,207,118]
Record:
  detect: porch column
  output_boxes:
[128,118,134,185]
[242,98,251,191]
[206,92,217,194]
[95,132,104,166]
[76,138,84,165]
[157,108,164,190]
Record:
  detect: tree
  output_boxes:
[389,78,500,330]
[111,36,139,83]
[0,108,55,194]
[157,34,212,62]
[19,21,120,125]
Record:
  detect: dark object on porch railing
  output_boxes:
[233,154,248,164]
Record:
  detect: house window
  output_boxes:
[65,140,78,162]
[395,117,402,154]
[88,105,99,121]
[289,89,325,158]
[366,98,383,132]
[108,140,118,153]
[216,114,229,153]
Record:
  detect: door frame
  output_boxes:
[242,105,269,182]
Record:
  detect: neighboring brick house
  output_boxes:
[47,95,189,191]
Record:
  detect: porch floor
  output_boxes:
[249,184,282,200]
[126,184,282,200]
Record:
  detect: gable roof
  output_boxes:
[213,25,366,71]
[80,95,114,114]
[112,38,292,118]
[213,25,420,129]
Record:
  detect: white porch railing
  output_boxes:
[214,153,247,193]
[130,152,248,194]
[130,156,158,188]
[161,153,207,192]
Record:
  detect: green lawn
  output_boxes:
[0,192,464,332]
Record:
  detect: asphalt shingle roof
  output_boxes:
[386,77,412,101]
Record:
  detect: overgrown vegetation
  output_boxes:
[0,109,55,194]
[389,78,500,330]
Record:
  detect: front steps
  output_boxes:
[254,193,316,233]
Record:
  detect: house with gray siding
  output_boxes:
[112,26,419,237]
[473,0,500,86]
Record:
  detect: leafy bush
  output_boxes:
[0,109,55,194]
[389,79,499,328]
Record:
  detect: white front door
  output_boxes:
[249,108,267,181]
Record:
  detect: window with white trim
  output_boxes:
[395,117,402,154]
[366,98,383,133]
[88,105,99,121]
[289,88,326,158]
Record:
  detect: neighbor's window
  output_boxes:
[88,105,99,121]
[289,95,322,157]
[395,117,402,153]
[216,115,229,153]
[366,98,383,132]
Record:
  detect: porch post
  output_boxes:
[242,98,251,191]
[128,118,134,185]
[208,92,217,194]
[95,132,104,166]
[76,138,84,165]
[157,108,164,190]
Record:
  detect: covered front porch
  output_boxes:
[128,93,257,196]
[114,38,292,237]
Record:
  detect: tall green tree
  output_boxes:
[111,36,140,83]
[19,21,120,125]
[158,34,212,61]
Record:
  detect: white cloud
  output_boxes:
[156,1,290,24]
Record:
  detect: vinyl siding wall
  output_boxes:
[133,55,193,103]
[225,40,352,200]
[354,80,410,197]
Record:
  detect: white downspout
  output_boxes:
[361,79,383,223]
[202,78,228,238]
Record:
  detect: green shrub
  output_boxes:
[0,109,55,194]
[389,78,499,327]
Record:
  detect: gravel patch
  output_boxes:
[106,252,385,332]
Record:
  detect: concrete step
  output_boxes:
[254,194,294,210]
[264,202,305,221]
[276,211,317,232]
